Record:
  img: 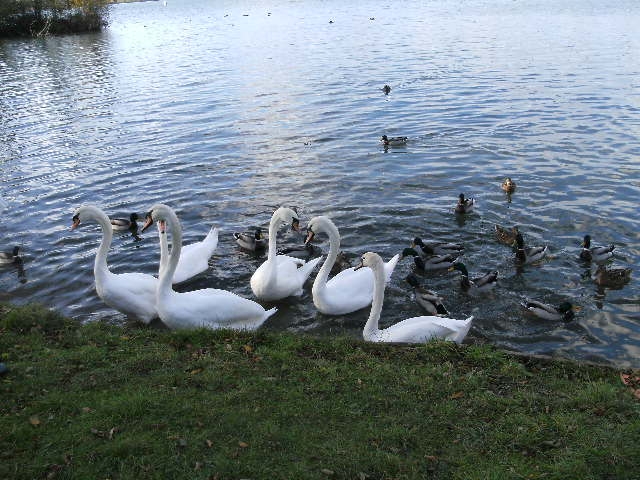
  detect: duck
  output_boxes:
[0,246,20,265]
[495,224,519,246]
[277,243,323,260]
[250,207,322,301]
[593,264,632,288]
[382,85,391,95]
[357,252,473,344]
[411,237,464,256]
[305,216,400,315]
[449,262,498,293]
[514,232,548,264]
[71,205,158,324]
[501,177,516,193]
[234,228,266,251]
[402,248,460,271]
[381,135,408,146]
[143,203,277,330]
[454,193,475,214]
[521,299,577,321]
[580,235,614,263]
[405,274,449,316]
[145,216,219,285]
[110,213,139,231]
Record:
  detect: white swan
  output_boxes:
[149,218,219,285]
[144,203,277,331]
[250,207,322,301]
[357,252,473,344]
[305,216,400,315]
[71,205,158,324]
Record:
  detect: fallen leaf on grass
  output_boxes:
[321,469,334,476]
[450,391,464,400]
[425,455,438,461]
[238,441,249,448]
[243,344,253,353]
[205,439,213,448]
[189,368,203,375]
[620,373,640,399]
[29,416,41,426]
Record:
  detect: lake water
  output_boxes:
[1,0,638,367]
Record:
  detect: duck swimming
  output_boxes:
[449,262,498,293]
[580,235,614,263]
[402,248,460,271]
[521,300,577,321]
[501,177,516,193]
[0,246,20,265]
[495,225,519,246]
[381,135,408,146]
[454,193,475,214]
[405,274,450,316]
[411,237,464,256]
[234,228,267,252]
[110,213,139,231]
[514,233,548,264]
[593,264,632,288]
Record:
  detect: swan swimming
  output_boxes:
[143,203,276,330]
[305,215,400,315]
[250,207,322,301]
[357,252,473,344]
[71,205,158,324]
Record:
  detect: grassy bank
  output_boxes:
[1,303,639,479]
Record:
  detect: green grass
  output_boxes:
[1,303,639,479]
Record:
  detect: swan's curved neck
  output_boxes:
[85,206,113,278]
[158,208,182,295]
[266,210,283,262]
[313,218,341,290]
[159,222,169,273]
[364,261,386,339]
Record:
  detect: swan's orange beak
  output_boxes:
[71,215,80,230]
[304,229,315,245]
[141,214,154,233]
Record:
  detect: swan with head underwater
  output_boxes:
[143,203,276,330]
[155,215,219,285]
[71,205,158,324]
[356,252,473,344]
[250,207,322,301]
[304,216,400,315]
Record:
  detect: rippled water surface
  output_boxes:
[1,0,639,367]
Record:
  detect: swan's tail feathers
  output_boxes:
[263,307,278,321]
[204,226,219,255]
[452,316,474,344]
[299,255,323,281]
[384,253,401,282]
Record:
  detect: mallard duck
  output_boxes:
[514,232,548,264]
[382,85,391,94]
[405,274,449,316]
[449,262,498,292]
[233,228,266,251]
[454,193,475,214]
[501,177,516,193]
[402,248,459,271]
[411,237,464,256]
[521,299,577,321]
[580,235,614,263]
[330,250,353,276]
[593,264,632,288]
[381,135,408,146]
[0,246,20,265]
[495,224,519,246]
[110,213,139,231]
[277,243,322,260]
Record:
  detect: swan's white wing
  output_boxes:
[161,288,273,331]
[378,315,472,344]
[172,227,219,284]
[100,272,158,323]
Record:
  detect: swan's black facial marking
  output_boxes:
[158,220,166,235]
[71,214,81,230]
[140,212,154,233]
